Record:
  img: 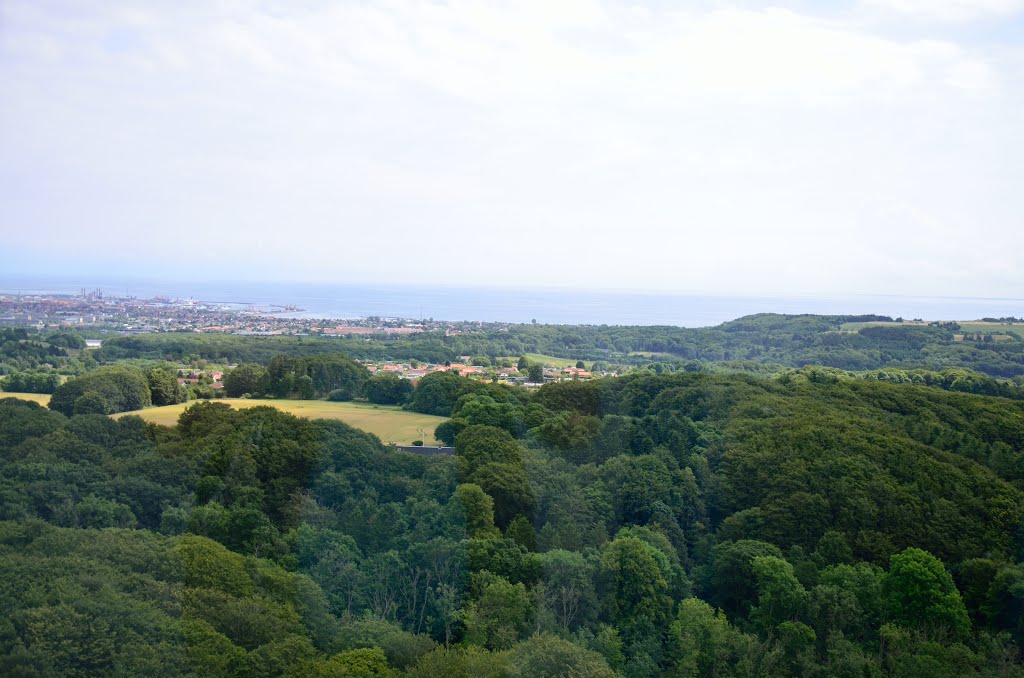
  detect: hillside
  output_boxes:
[1,368,1022,675]
[114,399,445,445]
[90,313,1024,379]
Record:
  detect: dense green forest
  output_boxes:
[0,328,94,392]
[92,314,1024,378]
[2,364,1024,675]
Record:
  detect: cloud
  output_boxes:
[860,0,1024,22]
[0,1,1021,298]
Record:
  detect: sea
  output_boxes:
[1,276,1022,327]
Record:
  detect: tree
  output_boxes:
[517,356,529,372]
[365,373,414,405]
[506,515,537,552]
[454,425,525,474]
[707,540,784,620]
[508,634,616,678]
[470,462,535,529]
[73,391,109,415]
[406,371,477,416]
[454,395,524,436]
[464,572,534,650]
[749,556,808,633]
[539,549,597,631]
[408,645,510,677]
[451,484,499,538]
[435,418,468,447]
[148,368,185,406]
[668,598,747,678]
[2,370,61,394]
[881,547,970,639]
[49,366,152,416]
[598,536,672,644]
[528,364,544,384]
[223,363,269,398]
[76,494,137,528]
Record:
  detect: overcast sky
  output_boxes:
[2,0,1022,297]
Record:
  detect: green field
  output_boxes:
[114,399,445,445]
[839,319,1024,341]
[501,353,582,368]
[839,320,925,331]
[0,392,52,405]
[957,322,1024,340]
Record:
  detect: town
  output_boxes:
[0,289,524,339]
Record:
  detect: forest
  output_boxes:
[2,362,1023,675]
[90,314,1024,379]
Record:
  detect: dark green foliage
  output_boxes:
[49,366,152,415]
[0,328,82,376]
[406,371,481,416]
[2,362,1024,676]
[86,314,1024,379]
[364,372,414,405]
[147,367,186,406]
[266,354,368,400]
[222,362,269,397]
[434,417,468,446]
[2,370,61,393]
[45,331,86,350]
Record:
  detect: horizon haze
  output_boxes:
[2,0,1023,298]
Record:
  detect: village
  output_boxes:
[173,358,605,400]
[364,357,603,386]
[0,291,510,339]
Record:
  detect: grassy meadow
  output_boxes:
[956,322,1024,340]
[0,392,52,405]
[114,399,445,445]
[501,353,582,368]
[839,319,1024,342]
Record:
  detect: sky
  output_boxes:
[1,0,1023,298]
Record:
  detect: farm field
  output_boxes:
[501,353,582,368]
[0,392,52,405]
[839,320,924,331]
[840,319,1024,341]
[957,322,1024,340]
[114,399,446,445]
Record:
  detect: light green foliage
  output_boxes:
[335,616,436,669]
[452,483,499,538]
[464,572,535,650]
[407,645,511,677]
[749,556,808,632]
[508,633,617,677]
[882,548,971,639]
[173,535,254,596]
[302,647,395,677]
[668,598,741,677]
[75,494,137,528]
[539,549,597,632]
[599,536,673,644]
